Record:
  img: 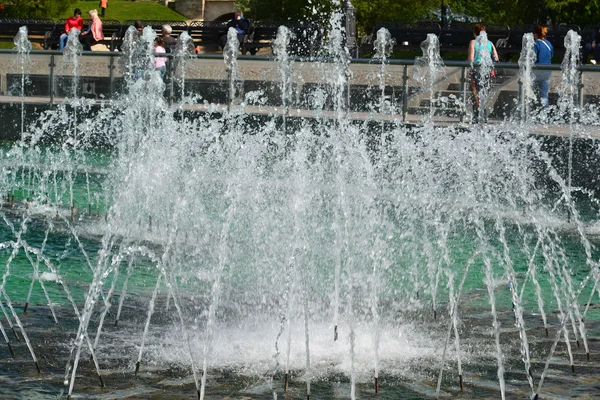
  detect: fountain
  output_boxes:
[0,16,600,400]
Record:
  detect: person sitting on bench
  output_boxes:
[220,10,250,51]
[79,9,104,51]
[582,25,600,65]
[60,8,83,50]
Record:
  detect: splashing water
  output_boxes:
[414,33,446,118]
[1,18,600,400]
[518,32,536,119]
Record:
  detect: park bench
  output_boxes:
[287,21,323,56]
[0,18,56,47]
[497,24,580,60]
[582,25,599,45]
[45,19,122,50]
[244,23,277,55]
[582,25,598,44]
[234,21,323,56]
[439,22,510,53]
[187,20,226,51]
[110,20,188,52]
[359,21,441,57]
[123,19,188,37]
[188,20,264,55]
[546,24,580,56]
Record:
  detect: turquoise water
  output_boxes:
[1,25,600,398]
[2,162,599,320]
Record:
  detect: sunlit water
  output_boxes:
[1,18,600,400]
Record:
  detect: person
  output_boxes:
[99,0,108,17]
[467,23,499,123]
[60,8,83,50]
[79,9,104,51]
[161,24,177,53]
[582,25,600,65]
[154,37,167,78]
[219,10,250,51]
[533,25,554,108]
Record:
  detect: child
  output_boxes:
[154,37,167,78]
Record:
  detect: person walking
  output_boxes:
[467,23,499,123]
[99,0,108,17]
[533,25,554,108]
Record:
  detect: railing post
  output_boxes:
[401,64,408,122]
[48,54,55,104]
[167,56,175,106]
[460,66,467,123]
[108,54,115,100]
[578,70,584,111]
[518,78,525,123]
[343,0,357,58]
[227,68,233,112]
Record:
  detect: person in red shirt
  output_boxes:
[60,8,84,50]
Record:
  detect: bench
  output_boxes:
[582,25,599,44]
[45,19,122,51]
[359,21,441,57]
[440,22,510,53]
[547,24,580,55]
[223,21,323,56]
[0,19,56,47]
[188,20,226,51]
[110,20,188,52]
[244,23,278,55]
[287,21,323,56]
[189,20,264,55]
[497,24,580,60]
[123,19,188,37]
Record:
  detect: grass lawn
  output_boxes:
[62,1,187,22]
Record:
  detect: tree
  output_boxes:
[237,0,337,24]
[236,0,439,37]
[3,0,76,19]
[352,0,439,35]
[447,0,600,26]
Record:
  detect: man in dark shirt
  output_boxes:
[161,24,178,53]
[582,26,600,65]
[220,10,250,50]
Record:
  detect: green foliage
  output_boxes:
[234,0,599,34]
[447,0,600,26]
[235,0,439,36]
[2,0,76,18]
[0,0,186,21]
[64,1,186,21]
[545,0,600,26]
[236,0,336,25]
[353,0,438,36]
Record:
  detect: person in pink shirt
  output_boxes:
[154,37,167,78]
[60,8,83,50]
[79,9,104,51]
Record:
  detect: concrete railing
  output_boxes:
[0,50,599,123]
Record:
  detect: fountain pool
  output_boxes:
[1,21,600,400]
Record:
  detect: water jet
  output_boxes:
[0,18,599,400]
